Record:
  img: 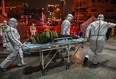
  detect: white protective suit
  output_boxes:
[85,14,116,64]
[61,14,73,35]
[0,18,26,69]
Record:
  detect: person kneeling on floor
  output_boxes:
[83,14,116,67]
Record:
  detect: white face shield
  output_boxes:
[8,18,18,28]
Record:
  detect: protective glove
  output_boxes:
[115,24,116,27]
[84,38,87,41]
[84,37,89,42]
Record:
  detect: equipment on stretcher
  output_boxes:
[23,37,86,75]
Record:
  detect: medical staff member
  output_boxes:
[30,23,36,36]
[61,14,73,35]
[83,14,116,67]
[58,14,74,61]
[0,18,26,72]
[0,20,8,48]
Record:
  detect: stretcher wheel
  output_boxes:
[81,43,84,48]
[66,64,70,69]
[42,69,47,75]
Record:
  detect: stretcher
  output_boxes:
[23,37,86,75]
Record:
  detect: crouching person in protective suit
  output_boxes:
[83,14,116,67]
[0,18,26,72]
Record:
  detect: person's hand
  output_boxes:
[113,23,116,27]
[84,38,88,41]
[18,43,23,48]
[84,38,89,42]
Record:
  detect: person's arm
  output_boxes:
[61,21,69,35]
[16,30,20,40]
[0,27,2,36]
[65,23,70,35]
[7,28,22,47]
[85,24,92,38]
[107,22,116,28]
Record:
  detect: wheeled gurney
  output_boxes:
[23,37,86,75]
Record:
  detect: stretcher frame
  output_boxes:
[23,37,86,75]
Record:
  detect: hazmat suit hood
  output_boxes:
[66,14,73,22]
[8,18,18,28]
[97,14,104,21]
[61,14,73,35]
